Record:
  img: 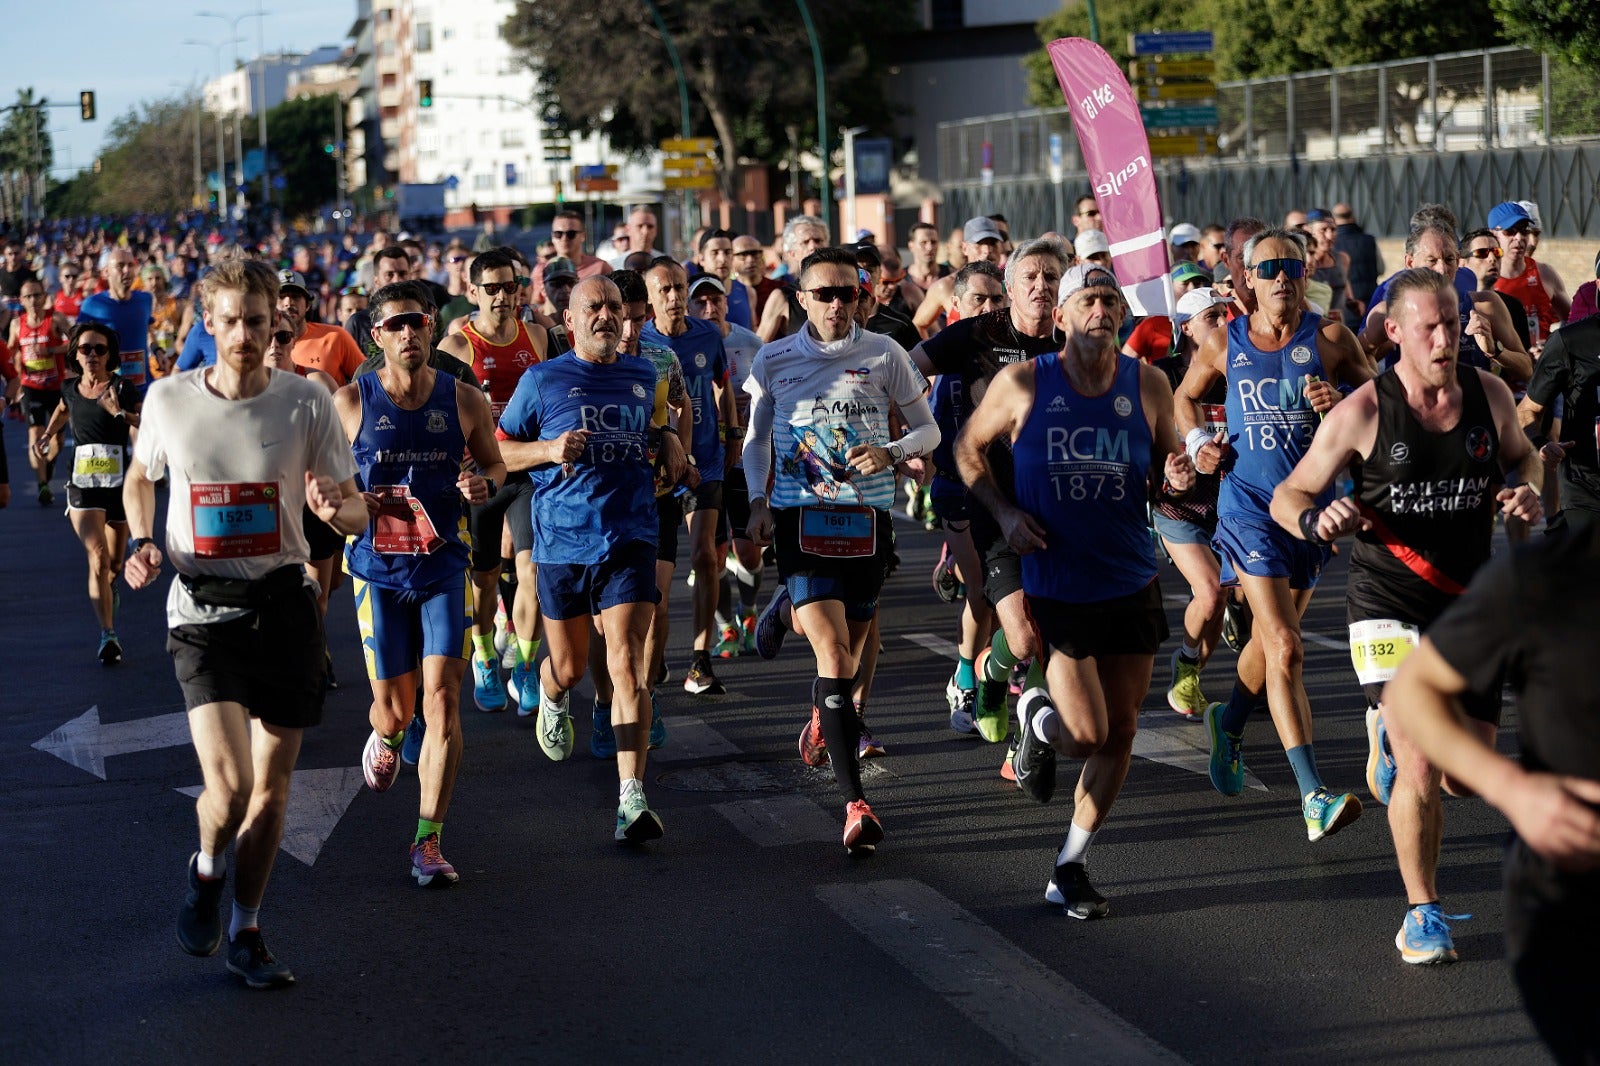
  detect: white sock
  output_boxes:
[620,777,644,803]
[1056,823,1096,867]
[228,902,260,941]
[1180,641,1200,660]
[197,850,225,879]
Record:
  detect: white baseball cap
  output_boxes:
[1174,286,1229,323]
[1057,264,1120,304]
[1075,230,1111,258]
[1168,223,1202,247]
[1516,200,1543,231]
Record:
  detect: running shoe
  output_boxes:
[932,544,961,603]
[510,658,537,716]
[754,585,791,660]
[857,719,887,759]
[616,788,664,843]
[947,674,979,735]
[1166,649,1206,721]
[969,672,1008,744]
[177,853,226,957]
[1303,786,1363,842]
[401,715,425,766]
[843,799,884,855]
[683,655,726,695]
[37,483,52,506]
[1045,862,1110,920]
[493,599,509,657]
[1396,903,1467,965]
[903,480,920,519]
[714,625,742,659]
[1203,702,1245,797]
[798,706,828,767]
[973,649,1009,731]
[97,630,122,666]
[739,612,757,655]
[409,832,459,887]
[1011,687,1058,805]
[649,692,666,750]
[999,742,1018,783]
[324,649,338,690]
[591,700,617,759]
[225,928,295,989]
[501,640,520,671]
[1222,598,1251,652]
[1366,706,1396,807]
[1009,659,1029,696]
[471,651,507,712]
[536,682,575,761]
[362,730,402,791]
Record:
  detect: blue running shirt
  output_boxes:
[1219,311,1330,520]
[642,317,727,480]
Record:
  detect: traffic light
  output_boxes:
[80,91,95,121]
[419,80,433,109]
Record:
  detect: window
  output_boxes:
[501,129,525,148]
[473,173,494,190]
[415,22,432,52]
[441,26,454,40]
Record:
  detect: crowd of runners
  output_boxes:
[3,197,1598,1061]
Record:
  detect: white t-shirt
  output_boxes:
[743,325,927,510]
[135,367,357,626]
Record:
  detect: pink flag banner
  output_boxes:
[1047,37,1173,318]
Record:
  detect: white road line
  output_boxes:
[903,632,961,659]
[1131,717,1268,791]
[1303,632,1348,651]
[817,879,1187,1065]
[651,716,743,762]
[713,794,841,847]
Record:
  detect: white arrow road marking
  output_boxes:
[177,766,364,867]
[32,705,192,780]
[903,634,1268,790]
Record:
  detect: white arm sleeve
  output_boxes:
[892,392,939,459]
[741,389,775,502]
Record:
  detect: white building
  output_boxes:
[204,46,348,116]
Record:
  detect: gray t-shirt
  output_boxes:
[135,367,358,626]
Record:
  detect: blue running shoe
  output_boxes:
[1204,702,1245,797]
[591,700,617,759]
[649,692,666,750]
[511,659,538,717]
[1396,903,1468,965]
[1303,786,1363,842]
[471,651,507,712]
[754,584,791,660]
[401,715,426,766]
[1366,706,1397,807]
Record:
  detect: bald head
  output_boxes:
[566,276,624,360]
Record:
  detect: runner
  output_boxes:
[435,249,551,713]
[123,258,366,988]
[642,257,740,695]
[756,216,828,342]
[497,276,675,842]
[78,248,154,394]
[905,221,950,303]
[1518,308,1600,533]
[1175,225,1373,841]
[33,322,142,661]
[744,246,939,853]
[730,234,776,333]
[9,276,71,504]
[337,280,505,887]
[958,263,1196,917]
[1271,266,1541,962]
[911,238,1069,746]
[1490,201,1570,349]
[278,270,366,386]
[913,218,1007,339]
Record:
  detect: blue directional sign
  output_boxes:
[444,174,460,190]
[1130,31,1215,56]
[1140,105,1220,129]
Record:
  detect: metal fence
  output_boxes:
[939,46,1595,182]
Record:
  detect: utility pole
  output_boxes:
[256,0,269,207]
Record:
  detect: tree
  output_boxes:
[248,94,338,216]
[0,88,54,224]
[1492,0,1600,65]
[502,0,916,202]
[95,94,204,215]
[44,171,99,218]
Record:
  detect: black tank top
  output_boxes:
[1351,366,1501,594]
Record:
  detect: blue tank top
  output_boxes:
[496,352,659,565]
[1013,352,1155,602]
[641,317,726,481]
[1219,311,1330,519]
[346,369,470,589]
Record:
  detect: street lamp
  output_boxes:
[184,35,243,213]
[198,8,267,215]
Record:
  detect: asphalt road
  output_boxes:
[1,415,1550,1064]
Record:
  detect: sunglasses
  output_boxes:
[341,285,367,296]
[1080,208,1101,217]
[734,250,763,257]
[273,330,295,346]
[515,275,532,287]
[375,311,434,333]
[1466,246,1504,259]
[77,342,110,356]
[447,255,467,264]
[1252,258,1306,280]
[806,286,859,305]
[477,281,519,296]
[551,230,582,239]
[1209,242,1226,251]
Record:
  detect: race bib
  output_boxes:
[71,443,123,488]
[799,505,875,559]
[370,484,445,555]
[190,481,282,559]
[24,355,55,373]
[1348,618,1420,686]
[119,351,147,386]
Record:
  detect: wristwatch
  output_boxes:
[128,537,155,555]
[887,442,905,464]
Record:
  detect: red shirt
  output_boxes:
[1124,315,1174,363]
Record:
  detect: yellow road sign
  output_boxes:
[664,173,717,190]
[1138,81,1216,101]
[1147,132,1218,157]
[660,137,716,154]
[1130,58,1215,79]
[662,157,716,174]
